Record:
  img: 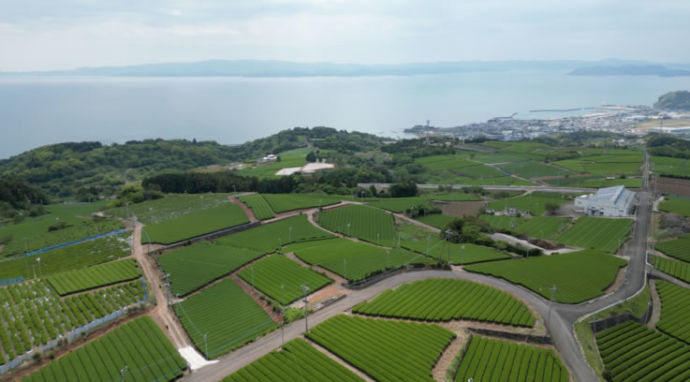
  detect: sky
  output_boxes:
[1,0,690,71]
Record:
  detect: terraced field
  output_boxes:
[651,256,690,283]
[306,315,455,382]
[238,255,332,304]
[652,156,690,178]
[480,215,570,240]
[556,216,632,252]
[287,238,435,282]
[108,193,231,225]
[466,250,627,303]
[656,234,690,262]
[655,280,690,343]
[353,279,535,326]
[454,336,568,382]
[498,161,573,179]
[223,339,363,382]
[659,196,690,217]
[158,242,263,296]
[46,258,141,295]
[173,278,277,358]
[142,202,249,244]
[238,194,275,220]
[415,214,455,229]
[596,321,690,381]
[318,204,397,245]
[261,193,343,213]
[22,317,186,382]
[488,192,571,216]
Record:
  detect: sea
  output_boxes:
[2,70,690,159]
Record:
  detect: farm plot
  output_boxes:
[318,204,396,246]
[306,315,455,382]
[595,321,690,381]
[655,280,690,343]
[216,215,333,254]
[659,196,690,217]
[656,235,690,262]
[0,233,131,281]
[545,175,642,189]
[287,238,435,283]
[174,278,277,358]
[237,194,275,220]
[366,197,433,213]
[414,154,529,185]
[488,192,571,216]
[158,242,263,296]
[142,202,249,244]
[651,256,690,283]
[556,216,632,252]
[47,258,141,295]
[223,338,363,382]
[479,215,570,240]
[238,255,332,304]
[353,279,534,326]
[107,193,230,225]
[555,152,642,176]
[416,213,455,229]
[498,161,573,179]
[652,156,690,178]
[466,250,626,303]
[22,316,186,382]
[0,280,144,363]
[261,193,343,213]
[454,336,568,382]
[237,147,311,178]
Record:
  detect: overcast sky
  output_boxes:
[1,0,689,71]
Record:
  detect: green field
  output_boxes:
[142,202,249,244]
[158,241,264,296]
[655,280,690,344]
[659,196,690,217]
[238,255,332,304]
[215,215,333,254]
[306,315,455,382]
[287,238,435,282]
[556,216,632,252]
[656,235,690,263]
[0,233,131,281]
[414,154,531,186]
[108,193,231,225]
[415,214,455,229]
[46,258,141,295]
[555,152,642,176]
[237,147,310,178]
[353,279,534,326]
[0,201,124,258]
[318,204,396,246]
[174,278,277,358]
[488,192,571,216]
[480,215,571,240]
[261,193,343,213]
[466,250,627,303]
[544,175,642,189]
[22,316,186,382]
[367,194,480,213]
[651,256,690,283]
[596,321,690,381]
[498,161,573,179]
[0,280,144,362]
[238,194,275,220]
[223,339,363,382]
[652,156,690,177]
[454,336,568,382]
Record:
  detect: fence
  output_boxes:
[589,299,653,334]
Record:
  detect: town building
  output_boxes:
[574,185,636,217]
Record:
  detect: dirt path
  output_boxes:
[647,280,661,329]
[230,273,282,323]
[230,196,257,223]
[432,329,468,381]
[285,252,349,309]
[304,338,375,382]
[393,212,441,233]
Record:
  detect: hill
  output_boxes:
[654,90,690,111]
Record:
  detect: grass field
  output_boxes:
[261,193,343,213]
[466,250,627,303]
[651,256,690,283]
[237,194,275,220]
[488,192,571,216]
[414,154,532,186]
[652,156,690,177]
[415,214,455,229]
[659,196,690,217]
[287,238,435,282]
[306,315,455,382]
[556,216,632,252]
[655,280,690,344]
[46,258,141,296]
[595,321,690,381]
[318,204,397,246]
[237,147,310,178]
[367,194,480,213]
[555,152,642,176]
[498,161,573,179]
[480,215,570,240]
[174,278,277,358]
[238,255,332,304]
[223,339,363,382]
[0,233,131,281]
[108,193,231,225]
[656,234,690,263]
[353,279,534,326]
[0,201,124,258]
[215,215,333,254]
[454,336,568,382]
[22,316,186,382]
[158,242,264,296]
[544,176,642,189]
[142,202,249,244]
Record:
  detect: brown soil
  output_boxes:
[647,280,662,329]
[652,176,690,197]
[230,273,282,323]
[604,266,627,296]
[230,196,258,223]
[432,329,469,381]
[436,201,486,217]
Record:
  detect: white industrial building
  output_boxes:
[574,185,636,217]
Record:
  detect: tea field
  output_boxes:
[655,280,690,343]
[237,194,275,220]
[556,216,632,252]
[317,204,397,246]
[46,258,141,295]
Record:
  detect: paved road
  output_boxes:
[358,182,597,193]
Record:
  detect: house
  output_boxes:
[574,185,636,217]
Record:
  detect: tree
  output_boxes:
[545,203,560,216]
[306,151,317,162]
[390,180,418,197]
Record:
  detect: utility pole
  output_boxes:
[203,333,208,357]
[36,257,41,279]
[281,284,285,349]
[347,223,351,236]
[548,284,557,324]
[120,366,128,382]
[301,285,310,332]
[343,259,347,281]
[289,226,293,242]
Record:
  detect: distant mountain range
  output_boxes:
[2,59,689,78]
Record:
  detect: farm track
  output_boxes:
[303,337,375,382]
[229,196,258,223]
[647,280,661,329]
